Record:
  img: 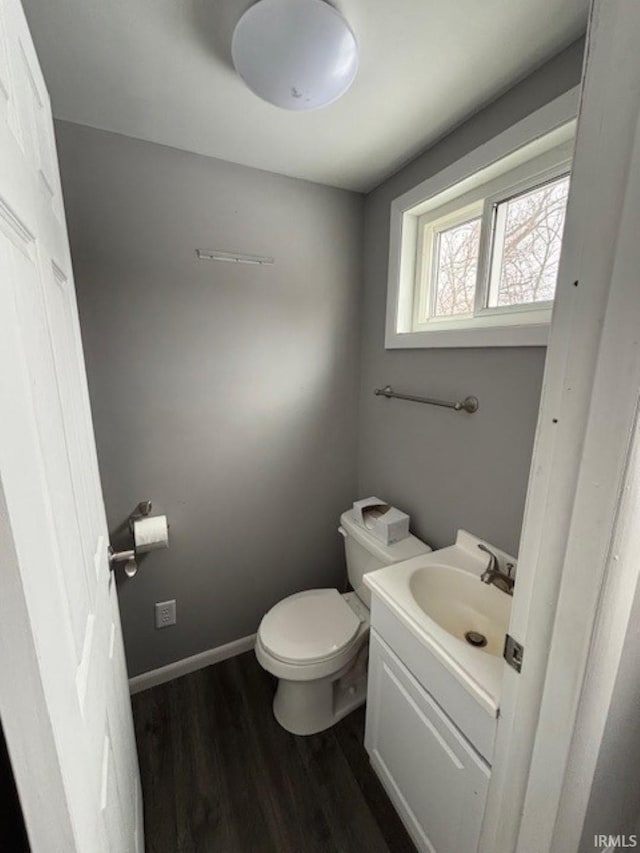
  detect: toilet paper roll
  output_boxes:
[133,515,169,553]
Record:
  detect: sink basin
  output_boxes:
[409,564,510,657]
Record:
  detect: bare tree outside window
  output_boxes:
[491,175,570,306]
[433,218,481,317]
[417,168,570,328]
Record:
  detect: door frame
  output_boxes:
[480,1,640,850]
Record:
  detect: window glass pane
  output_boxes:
[432,217,481,317]
[489,175,570,307]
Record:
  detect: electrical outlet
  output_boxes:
[155,600,176,629]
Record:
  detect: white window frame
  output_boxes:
[414,201,483,327]
[385,87,580,349]
[480,166,571,317]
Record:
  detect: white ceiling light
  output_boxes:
[232,0,359,111]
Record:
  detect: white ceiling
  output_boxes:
[22,0,588,192]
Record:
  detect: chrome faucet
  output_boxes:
[478,543,515,596]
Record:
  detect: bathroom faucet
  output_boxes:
[478,543,515,596]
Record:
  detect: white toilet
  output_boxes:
[255,508,431,735]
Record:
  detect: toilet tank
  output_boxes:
[339,509,431,607]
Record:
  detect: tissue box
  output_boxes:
[352,497,410,545]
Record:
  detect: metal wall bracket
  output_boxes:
[504,633,524,673]
[108,546,138,577]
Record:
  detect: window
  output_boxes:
[385,90,579,348]
[412,166,570,335]
[421,205,482,320]
[487,175,570,309]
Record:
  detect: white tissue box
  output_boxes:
[352,497,410,545]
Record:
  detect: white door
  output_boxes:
[0,1,143,851]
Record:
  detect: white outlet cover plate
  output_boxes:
[155,600,176,629]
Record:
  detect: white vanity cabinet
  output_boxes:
[365,631,490,853]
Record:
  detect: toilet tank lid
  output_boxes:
[340,509,431,562]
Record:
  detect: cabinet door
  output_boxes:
[365,631,490,853]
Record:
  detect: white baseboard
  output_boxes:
[128,633,257,695]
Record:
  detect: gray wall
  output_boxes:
[56,121,363,676]
[357,39,585,556]
[59,37,584,677]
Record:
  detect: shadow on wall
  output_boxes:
[56,119,363,677]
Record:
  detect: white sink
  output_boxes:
[409,563,511,658]
[364,530,515,715]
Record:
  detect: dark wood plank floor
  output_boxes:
[133,651,416,853]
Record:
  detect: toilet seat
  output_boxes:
[259,588,361,665]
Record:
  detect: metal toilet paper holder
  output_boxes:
[108,500,153,576]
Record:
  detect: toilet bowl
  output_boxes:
[255,508,431,735]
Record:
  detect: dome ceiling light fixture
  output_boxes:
[231,0,359,111]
